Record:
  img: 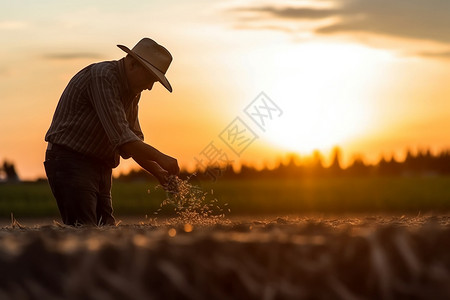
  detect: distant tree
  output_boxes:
[1,160,20,182]
[346,155,370,176]
[115,168,153,182]
[328,146,342,176]
[304,150,324,177]
[403,149,417,174]
[438,150,450,174]
[377,154,402,176]
[311,150,324,169]
[277,153,302,178]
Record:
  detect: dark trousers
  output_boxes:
[44,144,115,226]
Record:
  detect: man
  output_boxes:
[44,38,179,226]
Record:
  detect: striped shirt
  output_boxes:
[45,58,144,167]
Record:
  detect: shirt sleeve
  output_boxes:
[89,64,141,150]
[120,97,145,159]
[129,96,145,140]
[133,116,144,140]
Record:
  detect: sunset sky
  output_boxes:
[1,0,450,180]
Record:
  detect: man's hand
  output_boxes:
[137,160,169,186]
[120,140,180,176]
[149,161,170,186]
[157,154,179,176]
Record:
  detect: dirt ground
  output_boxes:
[1,215,450,299]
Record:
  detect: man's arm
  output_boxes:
[120,140,180,182]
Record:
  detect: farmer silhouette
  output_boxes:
[44,38,179,226]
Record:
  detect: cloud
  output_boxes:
[230,6,339,20]
[417,50,450,59]
[42,52,102,60]
[228,0,450,45]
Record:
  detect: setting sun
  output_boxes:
[260,42,394,154]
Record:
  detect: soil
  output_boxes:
[1,215,450,299]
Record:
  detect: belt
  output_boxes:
[47,142,108,167]
[47,142,74,153]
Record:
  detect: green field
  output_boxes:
[1,176,450,219]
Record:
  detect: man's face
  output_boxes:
[129,62,159,94]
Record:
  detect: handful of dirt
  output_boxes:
[165,175,181,194]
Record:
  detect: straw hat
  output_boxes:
[117,38,173,92]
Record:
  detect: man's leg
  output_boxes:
[96,166,115,226]
[44,149,99,226]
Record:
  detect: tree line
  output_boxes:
[118,147,450,181]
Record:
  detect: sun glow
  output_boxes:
[258,42,394,154]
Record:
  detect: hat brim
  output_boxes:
[117,44,172,93]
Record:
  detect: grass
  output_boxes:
[1,176,450,219]
[0,182,59,217]
[200,176,450,214]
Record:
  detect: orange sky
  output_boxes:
[1,0,450,180]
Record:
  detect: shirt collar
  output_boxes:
[117,58,130,94]
[117,58,140,104]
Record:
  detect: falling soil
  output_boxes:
[152,175,229,225]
